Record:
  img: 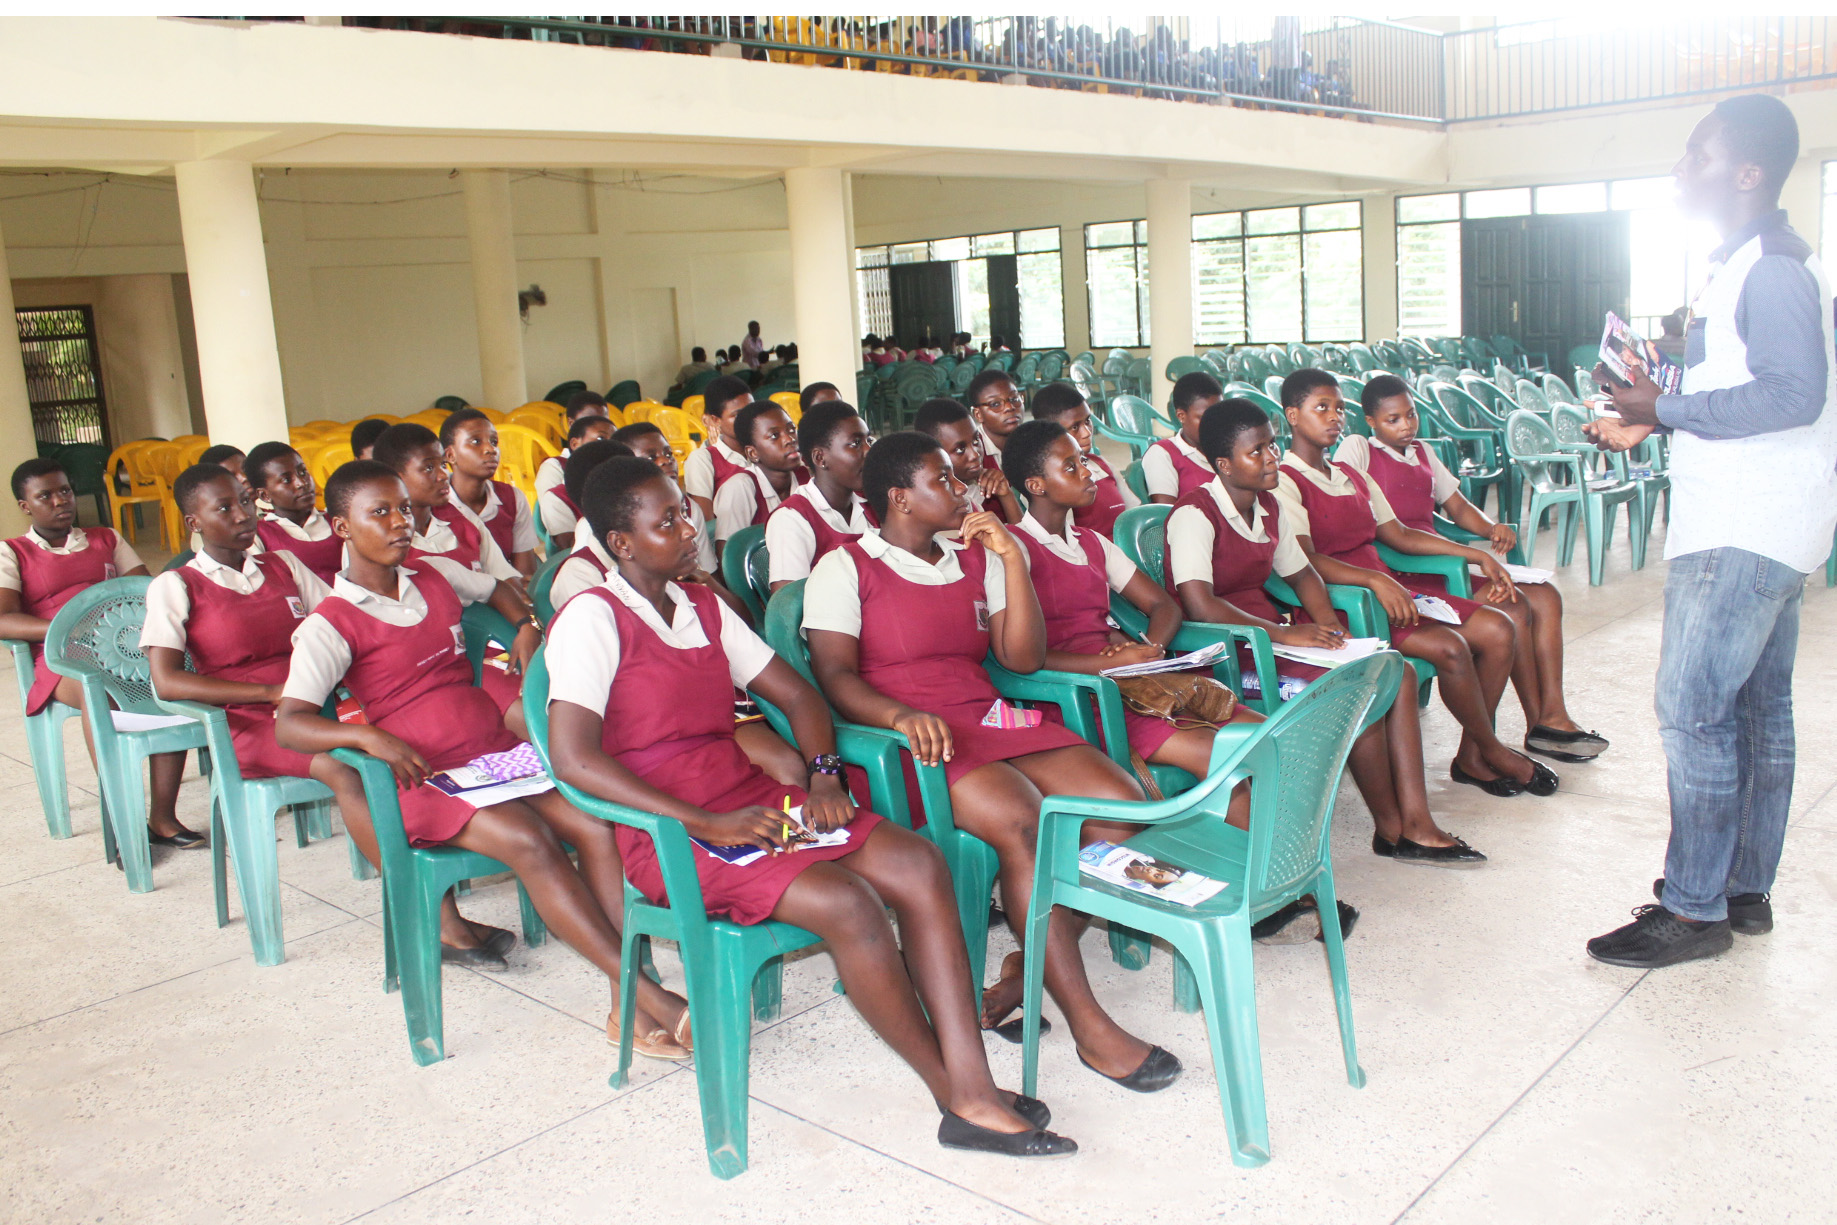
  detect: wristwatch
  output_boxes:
[807,753,844,778]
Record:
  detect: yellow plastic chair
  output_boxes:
[307,441,354,494]
[624,401,664,424]
[647,407,707,467]
[681,395,705,422]
[769,392,802,424]
[408,408,450,430]
[505,408,567,449]
[476,407,507,424]
[104,444,171,549]
[174,438,209,470]
[495,423,558,506]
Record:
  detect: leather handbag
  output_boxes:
[1113,672,1239,731]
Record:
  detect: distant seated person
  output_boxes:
[1,458,198,848]
[1145,372,1225,503]
[554,431,708,611]
[1030,383,1138,536]
[372,424,522,584]
[950,332,975,359]
[349,417,389,462]
[987,334,1012,354]
[536,391,613,498]
[670,347,718,396]
[190,444,249,552]
[247,441,342,584]
[538,416,617,548]
[718,347,748,376]
[681,374,758,520]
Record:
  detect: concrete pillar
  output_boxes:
[173,160,289,451]
[784,166,859,399]
[1362,193,1399,342]
[1146,178,1194,411]
[462,169,529,411]
[0,218,35,535]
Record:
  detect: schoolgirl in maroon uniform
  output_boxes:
[1143,372,1225,504]
[533,390,614,501]
[0,458,197,848]
[440,408,538,579]
[765,400,877,592]
[1028,383,1139,537]
[967,368,1025,486]
[545,455,1074,1158]
[273,460,693,1057]
[680,375,758,521]
[538,415,616,551]
[711,401,802,565]
[1339,376,1607,764]
[805,431,1182,1093]
[1166,400,1488,870]
[913,398,1022,523]
[246,441,344,585]
[1276,369,1555,799]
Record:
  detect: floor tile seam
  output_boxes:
[1386,968,1648,1224]
[332,1077,681,1225]
[1560,592,1664,645]
[0,858,98,892]
[0,913,369,1041]
[0,746,100,796]
[276,876,382,922]
[744,1095,1050,1223]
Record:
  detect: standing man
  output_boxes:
[1586,94,1837,968]
[740,320,766,370]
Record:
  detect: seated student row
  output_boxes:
[2,367,1603,1161]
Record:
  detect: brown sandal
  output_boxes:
[606,1012,691,1061]
[673,1008,694,1054]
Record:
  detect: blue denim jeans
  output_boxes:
[1655,547,1805,922]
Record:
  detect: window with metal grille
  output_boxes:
[854,227,1064,349]
[16,307,110,448]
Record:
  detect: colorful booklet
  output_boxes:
[1600,311,1682,394]
[1079,841,1225,907]
[426,742,554,805]
[691,804,849,867]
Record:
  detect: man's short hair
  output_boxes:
[1711,93,1800,195]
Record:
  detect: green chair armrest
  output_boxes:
[151,695,238,762]
[1376,544,1474,599]
[3,638,37,707]
[1092,417,1151,462]
[1263,574,1381,637]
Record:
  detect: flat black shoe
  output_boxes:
[1521,758,1559,797]
[1586,904,1732,968]
[476,925,517,957]
[938,1111,1077,1158]
[1450,763,1524,797]
[1374,833,1488,868]
[1316,900,1359,942]
[148,826,207,849]
[1653,878,1773,935]
[1526,725,1609,759]
[441,943,510,972]
[1252,899,1319,944]
[1077,1044,1182,1093]
[941,1094,1051,1130]
[990,1015,1052,1044]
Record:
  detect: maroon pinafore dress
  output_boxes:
[1284,461,1479,643]
[176,555,316,778]
[1015,527,1177,758]
[1078,452,1128,537]
[255,516,342,586]
[423,505,489,573]
[1363,442,1451,594]
[707,442,748,492]
[479,480,522,561]
[847,540,1085,785]
[1165,491,1327,696]
[770,494,874,568]
[8,528,124,714]
[313,562,520,846]
[1152,438,1213,500]
[574,582,883,925]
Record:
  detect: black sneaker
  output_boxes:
[1651,878,1773,935]
[1586,904,1732,968]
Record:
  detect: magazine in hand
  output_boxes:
[426,742,554,805]
[1079,841,1225,906]
[1599,311,1682,394]
[1099,640,1230,679]
[692,804,849,867]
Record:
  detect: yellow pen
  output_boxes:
[781,795,793,844]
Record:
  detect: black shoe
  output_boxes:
[938,1111,1077,1158]
[148,826,207,849]
[1077,1044,1182,1093]
[1586,904,1733,968]
[989,1015,1052,1044]
[1251,899,1319,944]
[1373,832,1489,868]
[1450,762,1524,797]
[940,1094,1051,1130]
[1317,900,1359,942]
[1520,758,1560,797]
[1526,725,1609,762]
[476,925,517,957]
[441,943,510,972]
[1652,878,1773,935]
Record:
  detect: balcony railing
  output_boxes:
[264,17,1837,126]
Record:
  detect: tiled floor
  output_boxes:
[5,522,1835,1224]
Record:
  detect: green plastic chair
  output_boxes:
[1503,409,1585,571]
[44,578,210,893]
[1222,384,1288,444]
[1165,355,1208,382]
[1422,382,1511,515]
[1547,406,1642,584]
[1096,395,1160,462]
[58,442,113,524]
[543,380,589,407]
[153,691,339,966]
[719,525,769,621]
[4,638,84,839]
[530,549,568,626]
[1262,374,1286,404]
[606,379,642,409]
[760,581,1143,989]
[525,650,815,1179]
[1014,352,1040,389]
[1541,372,1580,406]
[1019,651,1402,1167]
[1512,379,1555,417]
[1122,459,1149,505]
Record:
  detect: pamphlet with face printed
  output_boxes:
[1079,841,1225,906]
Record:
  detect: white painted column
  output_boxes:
[173,160,289,451]
[1362,193,1399,343]
[0,217,35,535]
[785,166,859,400]
[1146,178,1194,411]
[462,169,529,411]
